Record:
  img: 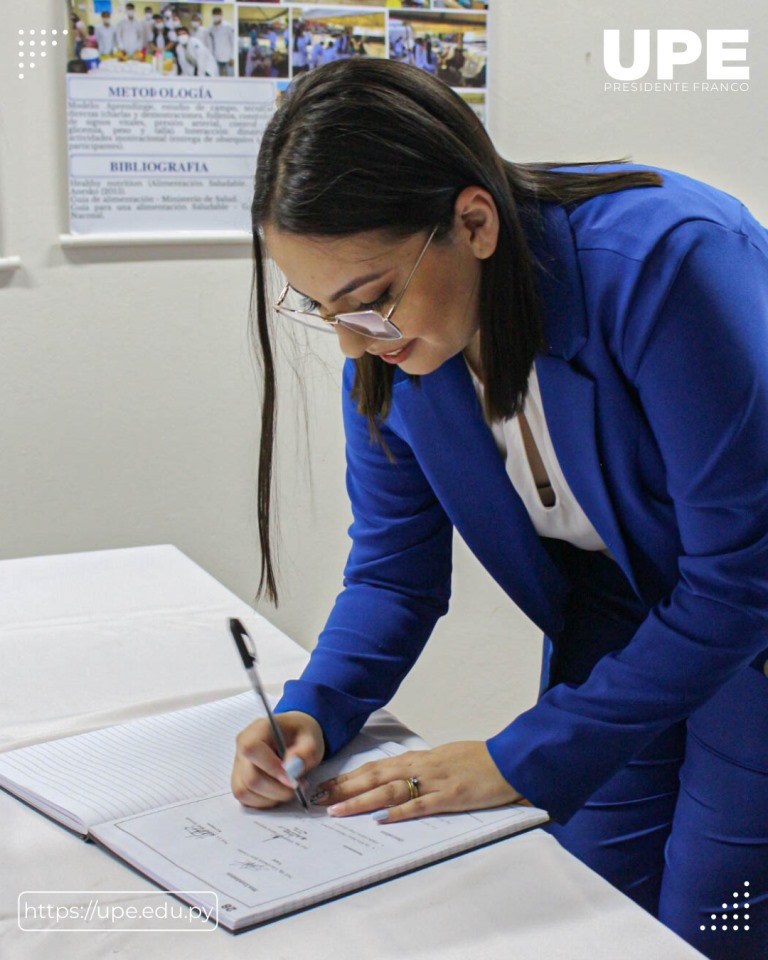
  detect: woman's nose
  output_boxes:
[335,324,371,359]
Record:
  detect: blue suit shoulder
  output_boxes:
[554,163,766,260]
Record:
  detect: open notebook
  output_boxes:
[0,693,548,931]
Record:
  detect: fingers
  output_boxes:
[371,794,433,824]
[312,752,429,820]
[231,712,324,809]
[312,755,413,806]
[311,742,525,824]
[285,718,325,775]
[329,780,436,824]
[329,776,417,818]
[232,741,296,809]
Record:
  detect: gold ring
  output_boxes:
[404,776,420,801]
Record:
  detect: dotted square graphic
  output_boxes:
[701,882,752,934]
[17,26,66,79]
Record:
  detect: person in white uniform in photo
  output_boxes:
[190,13,212,51]
[142,7,154,46]
[94,10,116,55]
[115,3,145,57]
[175,26,218,78]
[209,6,236,77]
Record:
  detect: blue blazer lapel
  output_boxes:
[535,356,638,591]
[530,201,640,594]
[388,356,568,637]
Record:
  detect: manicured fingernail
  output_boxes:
[283,756,304,780]
[371,809,389,822]
[310,789,329,804]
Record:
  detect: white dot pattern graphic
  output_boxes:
[706,882,755,934]
[17,22,65,79]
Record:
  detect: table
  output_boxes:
[0,545,705,958]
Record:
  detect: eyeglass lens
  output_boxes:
[338,312,401,340]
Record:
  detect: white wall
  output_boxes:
[0,0,765,745]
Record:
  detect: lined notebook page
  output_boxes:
[0,693,263,832]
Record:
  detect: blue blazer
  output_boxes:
[277,167,768,823]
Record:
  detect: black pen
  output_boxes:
[229,617,309,810]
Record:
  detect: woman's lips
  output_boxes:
[374,340,416,364]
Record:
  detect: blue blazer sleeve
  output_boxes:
[487,216,768,822]
[276,362,453,754]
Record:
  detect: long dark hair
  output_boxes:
[250,58,662,604]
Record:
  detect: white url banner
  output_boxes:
[18,890,218,932]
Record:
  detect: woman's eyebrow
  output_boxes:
[291,271,387,305]
[329,271,386,303]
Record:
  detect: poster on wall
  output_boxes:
[64,1,490,236]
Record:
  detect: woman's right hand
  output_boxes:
[231,710,325,809]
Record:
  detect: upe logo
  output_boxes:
[603,29,749,81]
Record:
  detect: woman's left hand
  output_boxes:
[311,741,529,822]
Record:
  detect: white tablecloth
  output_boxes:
[0,545,705,958]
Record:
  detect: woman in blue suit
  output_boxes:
[231,59,768,959]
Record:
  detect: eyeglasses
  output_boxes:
[273,225,438,342]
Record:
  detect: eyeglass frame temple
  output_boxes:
[380,224,439,323]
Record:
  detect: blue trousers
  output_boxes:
[540,544,767,960]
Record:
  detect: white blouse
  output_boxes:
[468,361,610,553]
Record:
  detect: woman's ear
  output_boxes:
[453,185,499,260]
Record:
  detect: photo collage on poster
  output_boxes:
[67,1,489,120]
